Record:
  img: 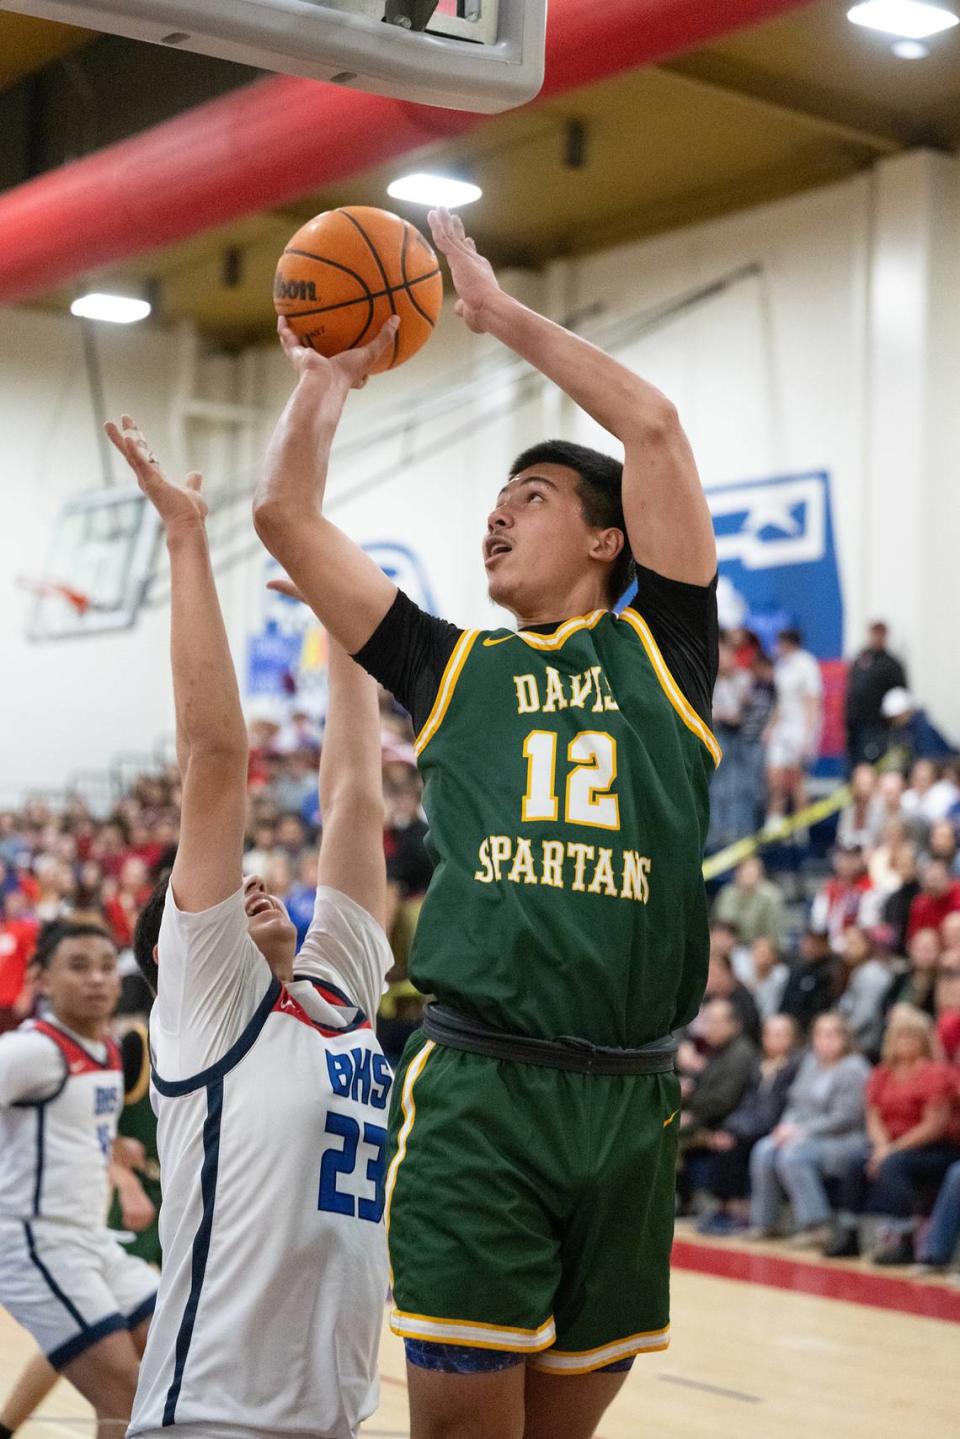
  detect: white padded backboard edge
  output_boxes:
[1,0,547,113]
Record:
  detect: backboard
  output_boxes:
[22,486,161,640]
[2,0,547,112]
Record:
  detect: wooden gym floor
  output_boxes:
[3,1227,958,1437]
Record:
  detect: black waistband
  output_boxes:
[421,1003,677,1075]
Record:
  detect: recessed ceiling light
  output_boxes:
[70,293,152,324]
[847,1,959,39]
[891,36,931,52]
[387,173,482,209]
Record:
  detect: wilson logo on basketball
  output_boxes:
[274,276,318,302]
[274,206,443,373]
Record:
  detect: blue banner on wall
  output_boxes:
[708,470,843,662]
[246,540,438,711]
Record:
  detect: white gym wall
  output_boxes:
[2,147,959,797]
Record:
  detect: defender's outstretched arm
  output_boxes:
[266,577,387,924]
[106,418,248,912]
[428,209,716,587]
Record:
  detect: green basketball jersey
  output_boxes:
[108,1022,162,1266]
[409,606,721,1048]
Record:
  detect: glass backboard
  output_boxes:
[22,486,161,640]
[3,0,546,112]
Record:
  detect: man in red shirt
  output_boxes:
[0,891,39,1032]
[907,860,960,943]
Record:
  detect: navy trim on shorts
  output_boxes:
[126,1290,158,1331]
[151,976,281,1097]
[404,1339,524,1374]
[403,1339,637,1376]
[47,1312,129,1372]
[23,1220,87,1330]
[162,1079,223,1425]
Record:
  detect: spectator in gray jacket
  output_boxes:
[835,926,893,1060]
[749,1012,870,1242]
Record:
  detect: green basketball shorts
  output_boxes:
[384,1034,681,1374]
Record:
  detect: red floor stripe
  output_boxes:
[672,1237,960,1322]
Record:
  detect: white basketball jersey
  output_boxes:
[130,886,393,1439]
[0,1020,122,1228]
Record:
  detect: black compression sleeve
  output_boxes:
[631,565,719,729]
[120,1027,145,1096]
[352,589,463,736]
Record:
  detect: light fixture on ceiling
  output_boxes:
[70,293,152,324]
[891,37,931,53]
[847,1,959,39]
[386,173,482,208]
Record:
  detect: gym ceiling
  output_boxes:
[2,2,960,347]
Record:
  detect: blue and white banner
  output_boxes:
[246,540,439,713]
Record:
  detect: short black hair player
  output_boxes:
[254,208,719,1439]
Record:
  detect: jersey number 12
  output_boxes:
[522,729,620,829]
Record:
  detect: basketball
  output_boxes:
[273,206,443,373]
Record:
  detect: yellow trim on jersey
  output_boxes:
[384,1039,435,1241]
[527,1325,670,1373]
[618,607,722,767]
[123,1022,150,1107]
[482,610,607,652]
[414,631,481,757]
[390,1309,557,1353]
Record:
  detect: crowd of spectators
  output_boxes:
[680,749,960,1268]
[708,617,955,852]
[3,626,960,1277]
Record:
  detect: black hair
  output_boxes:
[132,874,169,996]
[778,627,803,647]
[509,439,635,605]
[34,920,115,971]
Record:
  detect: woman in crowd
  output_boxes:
[867,819,910,893]
[835,926,892,1060]
[923,818,960,877]
[695,1013,801,1236]
[882,842,922,956]
[743,935,790,1022]
[749,1012,870,1244]
[934,953,960,1063]
[836,764,883,852]
[825,1004,960,1263]
[884,927,941,1020]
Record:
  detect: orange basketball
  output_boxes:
[273,206,443,373]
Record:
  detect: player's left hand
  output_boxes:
[105,416,207,534]
[428,207,501,334]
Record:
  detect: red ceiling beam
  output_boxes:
[0,0,810,302]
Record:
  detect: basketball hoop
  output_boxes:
[16,576,95,617]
